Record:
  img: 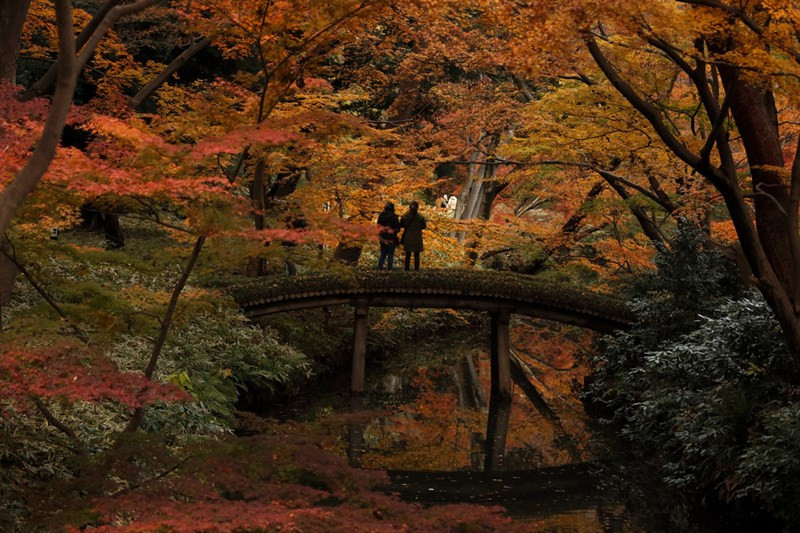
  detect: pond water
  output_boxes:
[273,317,643,531]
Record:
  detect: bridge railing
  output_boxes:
[230,268,633,324]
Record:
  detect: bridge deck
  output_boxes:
[231,269,633,332]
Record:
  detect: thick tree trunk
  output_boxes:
[456,146,503,245]
[102,213,124,249]
[332,242,362,265]
[717,68,793,290]
[587,36,800,363]
[714,68,800,363]
[467,169,506,265]
[0,0,32,83]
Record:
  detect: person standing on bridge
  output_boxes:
[377,202,401,270]
[400,200,427,271]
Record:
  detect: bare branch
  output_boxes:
[124,235,206,433]
[31,397,87,455]
[0,239,90,343]
[743,182,789,216]
[131,36,212,109]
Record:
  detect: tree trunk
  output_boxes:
[0,245,19,321]
[22,0,124,100]
[467,164,506,265]
[587,36,800,362]
[249,159,267,276]
[717,68,793,291]
[332,242,362,265]
[103,213,124,249]
[0,0,79,239]
[124,235,206,434]
[0,0,161,240]
[0,0,32,83]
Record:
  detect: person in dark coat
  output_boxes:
[377,202,401,270]
[400,200,427,271]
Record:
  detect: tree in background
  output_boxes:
[458,0,800,361]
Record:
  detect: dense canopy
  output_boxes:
[2,0,800,530]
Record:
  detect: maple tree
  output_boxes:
[448,0,800,361]
[4,0,800,529]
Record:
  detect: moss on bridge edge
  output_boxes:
[228,268,634,324]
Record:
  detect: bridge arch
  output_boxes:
[232,269,633,400]
[233,269,633,329]
[233,269,633,470]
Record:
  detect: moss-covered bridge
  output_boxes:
[231,269,634,401]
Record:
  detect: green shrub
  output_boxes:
[117,308,311,434]
[586,227,800,527]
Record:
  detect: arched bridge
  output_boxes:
[232,269,633,332]
[231,269,633,404]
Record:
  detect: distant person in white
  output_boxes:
[446,194,457,217]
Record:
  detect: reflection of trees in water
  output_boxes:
[337,326,632,530]
[347,343,588,472]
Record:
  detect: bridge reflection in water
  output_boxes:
[343,361,621,524]
[233,269,633,523]
[346,375,555,473]
[234,268,633,409]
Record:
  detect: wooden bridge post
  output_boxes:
[484,394,512,473]
[351,303,369,394]
[490,310,512,401]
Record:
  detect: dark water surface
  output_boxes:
[274,320,645,531]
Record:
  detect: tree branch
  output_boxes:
[585,36,731,187]
[744,183,788,216]
[131,36,212,109]
[123,235,206,433]
[76,0,162,70]
[0,0,77,239]
[699,92,732,165]
[31,396,87,455]
[676,0,800,64]
[593,168,665,207]
[22,0,124,100]
[0,237,90,343]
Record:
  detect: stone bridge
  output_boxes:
[232,269,634,401]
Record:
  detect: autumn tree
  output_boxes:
[458,0,800,361]
[0,0,163,291]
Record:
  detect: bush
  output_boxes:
[585,227,800,528]
[113,307,311,435]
